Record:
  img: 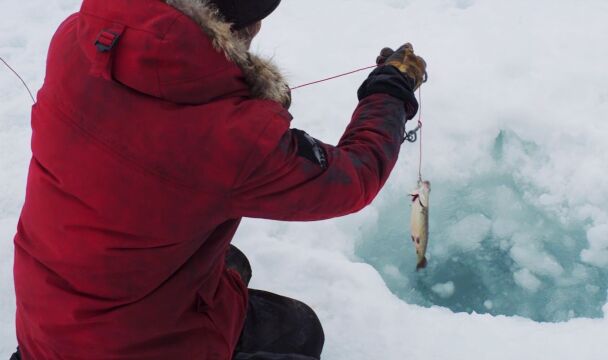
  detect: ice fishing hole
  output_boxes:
[356,130,608,322]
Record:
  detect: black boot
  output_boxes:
[235,290,325,360]
[9,348,21,360]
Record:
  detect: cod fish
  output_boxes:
[410,180,431,270]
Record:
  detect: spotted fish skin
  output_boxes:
[410,180,430,270]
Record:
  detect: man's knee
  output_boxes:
[226,244,252,286]
[242,290,325,359]
[295,300,325,358]
[276,295,325,358]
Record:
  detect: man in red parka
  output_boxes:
[11,0,427,359]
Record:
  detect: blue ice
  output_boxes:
[357,130,608,322]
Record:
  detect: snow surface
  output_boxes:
[2,0,608,358]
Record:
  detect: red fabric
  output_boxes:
[13,0,406,359]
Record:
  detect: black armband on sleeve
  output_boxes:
[292,129,328,169]
[357,65,419,120]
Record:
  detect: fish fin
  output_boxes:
[416,257,428,271]
[411,194,419,203]
[419,192,429,208]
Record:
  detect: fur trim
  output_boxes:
[166,0,291,108]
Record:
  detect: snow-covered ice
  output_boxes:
[2,0,608,358]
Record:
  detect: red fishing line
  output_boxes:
[291,64,426,174]
[290,65,378,91]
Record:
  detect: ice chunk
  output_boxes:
[431,281,455,299]
[381,265,407,284]
[513,269,542,292]
[509,244,564,278]
[491,217,519,239]
[445,214,492,252]
[580,224,608,268]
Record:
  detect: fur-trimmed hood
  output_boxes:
[165,0,291,108]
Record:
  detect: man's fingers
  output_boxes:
[377,47,395,65]
[396,43,413,53]
[379,44,418,65]
[417,55,427,68]
[381,42,427,90]
[380,47,395,57]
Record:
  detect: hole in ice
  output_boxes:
[356,130,608,322]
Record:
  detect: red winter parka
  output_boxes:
[13,0,417,359]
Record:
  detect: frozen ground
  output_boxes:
[2,0,608,358]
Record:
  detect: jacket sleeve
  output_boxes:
[229,65,418,221]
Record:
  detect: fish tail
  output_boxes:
[416,257,427,271]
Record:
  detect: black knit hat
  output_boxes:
[209,0,282,29]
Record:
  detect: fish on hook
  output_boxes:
[410,180,430,270]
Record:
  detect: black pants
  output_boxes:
[10,246,325,360]
[228,246,325,360]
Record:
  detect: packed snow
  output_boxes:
[2,0,608,359]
